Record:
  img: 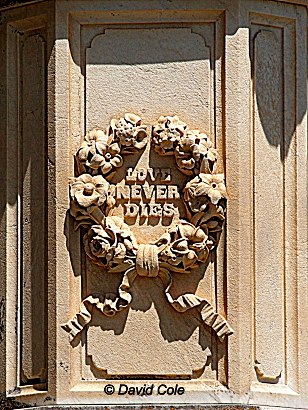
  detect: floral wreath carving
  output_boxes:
[62,114,233,341]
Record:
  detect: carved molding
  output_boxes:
[254,360,282,384]
[62,114,233,341]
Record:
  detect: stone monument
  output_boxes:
[0,0,307,409]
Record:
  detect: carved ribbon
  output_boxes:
[160,269,233,341]
[62,254,233,341]
[62,268,137,338]
[136,244,159,277]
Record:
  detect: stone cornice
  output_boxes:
[1,0,308,11]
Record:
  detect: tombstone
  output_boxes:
[0,0,307,409]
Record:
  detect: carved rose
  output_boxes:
[175,131,217,175]
[83,217,137,269]
[184,173,228,209]
[84,225,125,267]
[159,222,210,270]
[152,115,187,155]
[75,129,108,175]
[111,113,148,151]
[191,201,226,241]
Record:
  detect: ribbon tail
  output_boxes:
[118,267,137,308]
[61,269,137,340]
[159,268,233,342]
[61,295,100,339]
[97,268,137,316]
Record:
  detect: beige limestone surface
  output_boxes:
[0,0,307,409]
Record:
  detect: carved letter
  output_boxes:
[124,203,139,217]
[163,203,174,217]
[148,168,160,182]
[142,185,155,200]
[137,168,147,182]
[116,185,130,200]
[149,204,162,217]
[168,185,180,199]
[156,185,167,200]
[126,167,136,182]
[131,185,142,200]
[108,185,116,198]
[161,168,172,182]
[140,204,148,217]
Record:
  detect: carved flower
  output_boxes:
[70,174,109,209]
[83,217,137,269]
[175,131,217,175]
[84,225,124,267]
[75,129,108,175]
[159,222,210,270]
[88,142,123,175]
[188,130,217,171]
[184,174,228,209]
[69,174,113,228]
[111,113,148,150]
[152,115,187,155]
[191,201,226,240]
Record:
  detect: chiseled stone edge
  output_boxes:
[25,406,261,410]
[0,392,30,409]
[22,407,308,410]
[1,0,308,10]
[0,0,44,10]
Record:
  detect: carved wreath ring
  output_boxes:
[62,114,233,341]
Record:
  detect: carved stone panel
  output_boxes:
[1,0,307,408]
[85,28,213,131]
[62,12,229,382]
[250,12,299,389]
[62,114,232,377]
